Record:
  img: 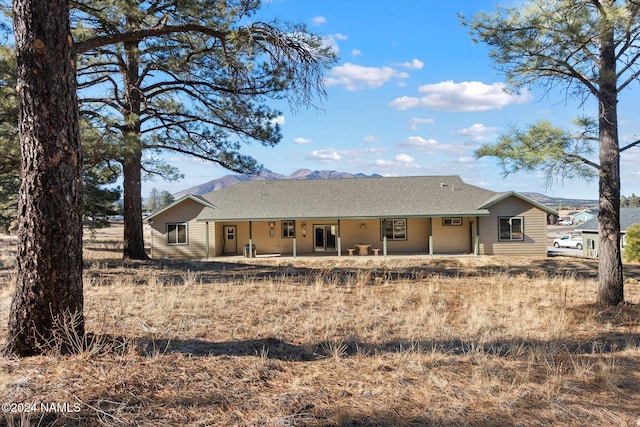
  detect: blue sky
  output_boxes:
[147,0,640,200]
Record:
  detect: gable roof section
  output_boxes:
[577,207,640,232]
[192,175,495,221]
[477,191,558,215]
[147,194,216,220]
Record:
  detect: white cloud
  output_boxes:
[389,81,532,112]
[455,123,499,142]
[394,153,415,163]
[271,115,285,126]
[387,95,421,110]
[322,33,347,55]
[620,132,640,144]
[294,137,313,144]
[373,159,396,167]
[396,59,424,70]
[322,36,339,55]
[409,117,435,131]
[398,136,472,158]
[307,149,342,161]
[373,155,419,169]
[621,149,640,172]
[311,16,326,25]
[302,147,389,169]
[363,135,379,143]
[400,136,439,150]
[363,146,388,155]
[457,156,476,164]
[326,63,410,91]
[351,48,362,56]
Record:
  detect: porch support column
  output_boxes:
[205,221,210,259]
[475,216,480,255]
[249,221,254,258]
[382,219,388,256]
[429,218,433,256]
[337,219,342,256]
[293,236,297,258]
[149,220,154,258]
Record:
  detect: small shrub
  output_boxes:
[622,223,640,263]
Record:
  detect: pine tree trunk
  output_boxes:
[120,41,147,260]
[5,0,83,356]
[122,149,148,259]
[596,8,624,307]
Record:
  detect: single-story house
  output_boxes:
[576,207,640,257]
[573,209,597,224]
[146,175,557,259]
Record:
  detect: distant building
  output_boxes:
[576,208,640,257]
[573,209,597,224]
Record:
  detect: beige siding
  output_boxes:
[209,218,432,256]
[432,217,474,254]
[150,199,210,259]
[479,196,548,256]
[212,221,309,256]
[339,218,430,254]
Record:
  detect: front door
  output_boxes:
[314,225,337,252]
[223,225,237,254]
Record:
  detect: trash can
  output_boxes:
[243,244,256,258]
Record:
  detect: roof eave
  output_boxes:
[195,211,491,222]
[478,191,558,215]
[146,194,216,221]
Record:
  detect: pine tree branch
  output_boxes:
[620,138,640,152]
[74,24,228,54]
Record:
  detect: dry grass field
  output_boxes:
[0,225,639,426]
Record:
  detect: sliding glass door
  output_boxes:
[314,225,337,252]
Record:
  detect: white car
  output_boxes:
[559,219,573,225]
[553,234,583,250]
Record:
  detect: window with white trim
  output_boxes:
[498,217,524,241]
[282,220,295,238]
[167,223,187,245]
[443,217,462,226]
[381,218,407,240]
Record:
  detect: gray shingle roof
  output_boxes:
[147,194,216,219]
[478,191,558,214]
[576,207,640,232]
[180,175,528,221]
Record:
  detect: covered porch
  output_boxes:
[205,216,483,258]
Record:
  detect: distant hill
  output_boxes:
[173,169,383,198]
[520,192,598,209]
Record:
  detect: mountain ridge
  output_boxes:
[173,169,383,198]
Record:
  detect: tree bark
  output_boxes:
[121,41,148,260]
[122,149,148,259]
[596,6,624,307]
[6,0,83,356]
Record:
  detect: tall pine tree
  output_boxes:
[6,0,83,356]
[465,0,640,307]
[72,0,337,259]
